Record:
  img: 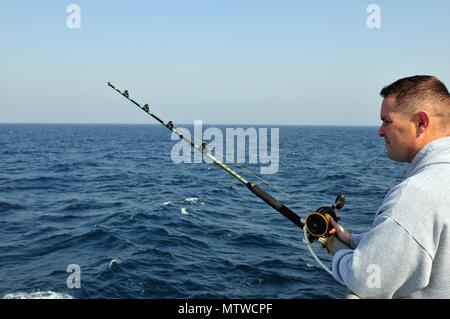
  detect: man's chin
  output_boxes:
[386,148,397,161]
[386,150,409,163]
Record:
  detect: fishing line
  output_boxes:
[108,82,345,277]
[166,119,313,213]
[161,116,311,211]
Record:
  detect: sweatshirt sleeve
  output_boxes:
[331,216,433,298]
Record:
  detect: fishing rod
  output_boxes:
[107,82,345,245]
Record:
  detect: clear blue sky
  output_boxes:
[1,1,450,125]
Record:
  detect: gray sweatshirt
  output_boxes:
[332,136,450,298]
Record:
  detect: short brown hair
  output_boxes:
[380,76,450,117]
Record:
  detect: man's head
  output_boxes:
[378,75,450,163]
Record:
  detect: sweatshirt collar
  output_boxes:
[407,136,450,177]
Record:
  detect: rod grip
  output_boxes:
[246,183,304,229]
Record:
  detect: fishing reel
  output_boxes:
[305,194,345,243]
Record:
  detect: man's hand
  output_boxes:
[320,234,351,255]
[328,218,352,247]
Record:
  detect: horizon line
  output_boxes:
[0,122,380,127]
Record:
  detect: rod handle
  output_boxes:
[246,183,304,229]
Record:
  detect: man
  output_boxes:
[325,75,450,298]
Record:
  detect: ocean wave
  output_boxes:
[63,201,123,212]
[0,201,26,211]
[238,277,263,287]
[49,163,74,172]
[2,291,73,299]
[184,197,200,204]
[231,233,281,248]
[2,176,67,191]
[108,258,123,270]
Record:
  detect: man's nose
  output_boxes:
[378,126,385,137]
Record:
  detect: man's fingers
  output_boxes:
[328,218,352,247]
[330,219,343,232]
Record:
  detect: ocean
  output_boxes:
[0,124,407,299]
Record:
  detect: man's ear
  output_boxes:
[416,111,430,131]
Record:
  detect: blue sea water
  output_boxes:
[0,124,407,299]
